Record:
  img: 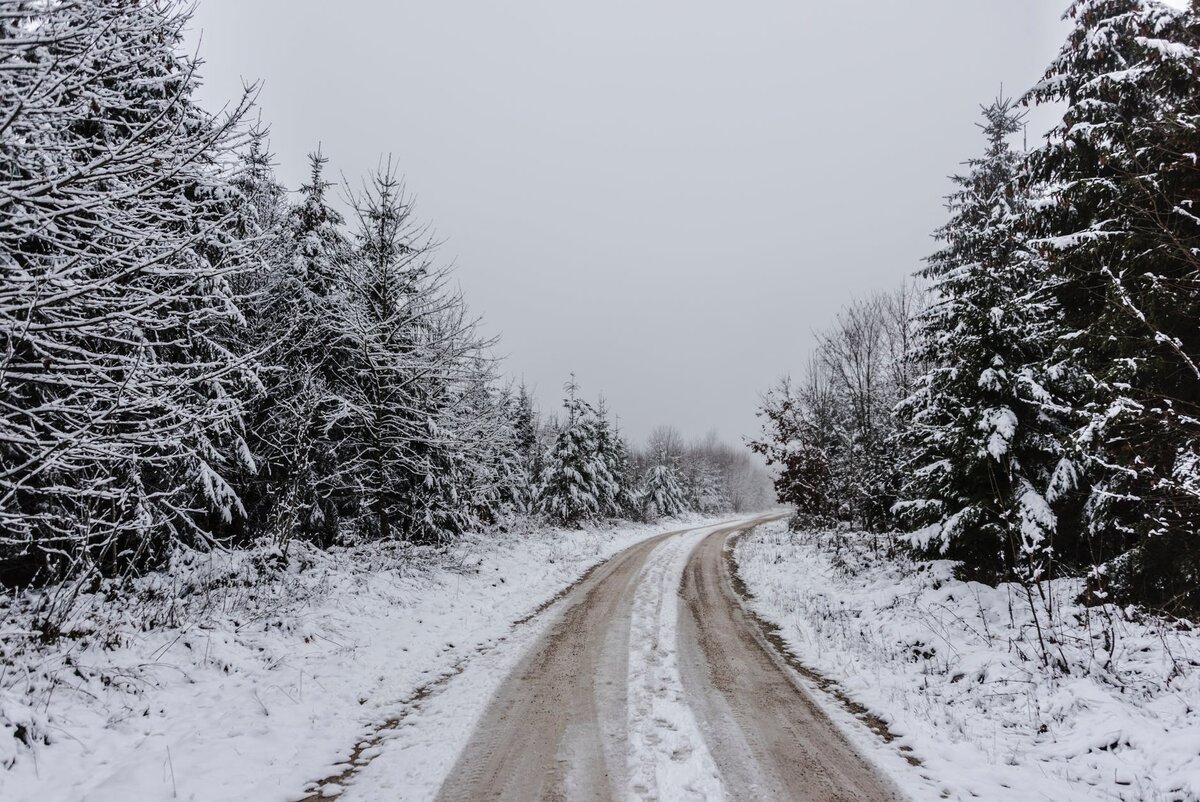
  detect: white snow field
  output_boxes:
[0,516,727,802]
[734,520,1200,802]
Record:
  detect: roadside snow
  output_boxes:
[0,516,723,802]
[625,528,724,801]
[734,521,1200,802]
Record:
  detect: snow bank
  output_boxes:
[0,516,721,802]
[734,522,1200,801]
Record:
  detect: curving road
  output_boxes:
[434,517,902,802]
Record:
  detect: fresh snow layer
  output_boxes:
[0,516,725,802]
[734,521,1200,802]
[624,528,724,801]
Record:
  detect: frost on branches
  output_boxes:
[1025,0,1200,609]
[0,1,615,590]
[329,168,512,544]
[639,458,687,521]
[0,0,259,584]
[756,1,1200,616]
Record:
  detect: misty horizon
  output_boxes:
[186,0,1070,446]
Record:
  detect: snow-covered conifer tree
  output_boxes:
[687,465,726,514]
[594,398,632,517]
[608,416,639,518]
[640,450,688,520]
[457,370,523,524]
[334,166,496,542]
[1025,0,1200,608]
[896,97,1070,581]
[537,376,618,526]
[233,149,356,547]
[0,0,259,581]
[510,383,541,512]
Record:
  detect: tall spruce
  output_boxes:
[336,169,436,541]
[896,97,1071,582]
[608,416,639,517]
[594,399,630,517]
[511,383,541,512]
[1025,0,1200,609]
[0,0,258,582]
[233,148,355,547]
[334,167,503,542]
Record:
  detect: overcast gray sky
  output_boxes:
[186,1,1069,446]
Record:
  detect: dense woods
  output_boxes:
[0,0,770,593]
[753,0,1200,615]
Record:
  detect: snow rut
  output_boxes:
[625,529,725,801]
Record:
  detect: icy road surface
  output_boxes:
[336,515,903,802]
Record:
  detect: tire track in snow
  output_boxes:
[426,524,723,802]
[333,513,900,802]
[676,524,904,801]
[322,523,714,802]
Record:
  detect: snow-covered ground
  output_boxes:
[0,516,724,802]
[734,521,1200,801]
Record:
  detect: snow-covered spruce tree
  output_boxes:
[608,417,640,518]
[896,97,1072,583]
[1025,0,1200,610]
[687,464,726,514]
[230,148,355,548]
[595,398,634,517]
[510,383,541,512]
[537,376,618,526]
[0,0,258,584]
[473,376,526,524]
[334,166,498,542]
[420,351,520,535]
[640,449,688,520]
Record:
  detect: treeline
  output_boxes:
[0,0,767,590]
[521,379,773,527]
[632,426,775,517]
[754,0,1200,614]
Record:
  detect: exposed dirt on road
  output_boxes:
[434,515,903,802]
[678,526,903,801]
[433,525,684,802]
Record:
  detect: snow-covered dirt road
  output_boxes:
[418,515,902,802]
